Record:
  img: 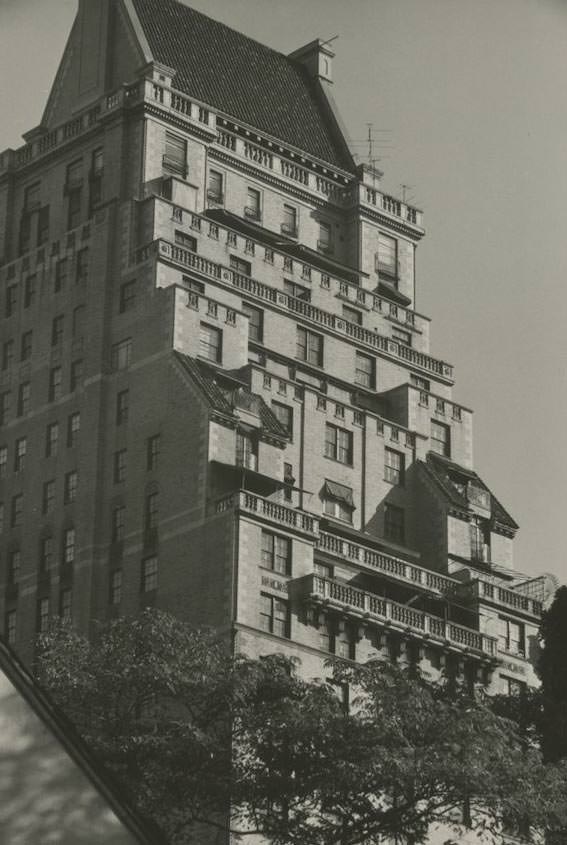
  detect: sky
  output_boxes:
[1,0,566,587]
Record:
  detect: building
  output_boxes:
[0,633,165,844]
[0,0,546,818]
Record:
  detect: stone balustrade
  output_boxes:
[303,574,497,659]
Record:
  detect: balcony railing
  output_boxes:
[152,240,453,381]
[467,578,542,618]
[301,574,497,659]
[317,532,457,597]
[244,206,261,221]
[214,490,319,536]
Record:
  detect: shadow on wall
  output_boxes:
[0,682,137,845]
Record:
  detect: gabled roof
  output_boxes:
[0,637,165,844]
[131,0,355,172]
[175,353,289,440]
[421,453,519,531]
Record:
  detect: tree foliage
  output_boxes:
[539,586,567,764]
[36,610,567,845]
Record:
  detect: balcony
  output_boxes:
[151,239,454,382]
[317,531,458,597]
[465,578,542,619]
[300,574,498,660]
[215,491,319,537]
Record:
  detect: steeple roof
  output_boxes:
[131,0,355,171]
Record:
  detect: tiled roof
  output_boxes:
[131,0,355,171]
[175,353,288,440]
[422,453,518,530]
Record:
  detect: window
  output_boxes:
[342,305,362,325]
[55,258,68,292]
[110,569,122,605]
[21,331,33,361]
[296,326,323,367]
[229,255,251,276]
[163,131,187,177]
[66,159,82,190]
[119,280,137,313]
[261,531,291,575]
[410,374,430,391]
[70,360,83,392]
[260,594,290,638]
[323,480,354,522]
[116,390,129,425]
[76,247,89,282]
[283,462,294,501]
[64,471,78,504]
[245,187,261,220]
[147,435,160,471]
[175,231,197,250]
[325,424,353,465]
[271,402,293,439]
[67,186,81,230]
[113,450,127,484]
[431,420,451,457]
[207,170,223,202]
[19,214,31,255]
[11,494,23,527]
[2,340,14,369]
[37,206,50,246]
[51,315,64,347]
[63,528,75,564]
[60,589,72,622]
[335,627,356,660]
[5,610,16,646]
[43,480,55,515]
[14,437,26,472]
[498,618,525,656]
[40,536,54,572]
[503,676,526,697]
[385,448,405,486]
[24,182,41,210]
[199,323,222,363]
[376,233,398,279]
[145,492,159,533]
[470,518,490,562]
[46,422,59,457]
[0,392,10,425]
[282,204,297,236]
[48,367,62,402]
[5,284,17,317]
[284,280,311,302]
[111,338,132,370]
[8,550,21,583]
[141,556,158,592]
[89,147,104,209]
[24,275,36,308]
[384,504,405,544]
[17,382,31,416]
[319,617,333,652]
[318,220,332,253]
[72,305,85,338]
[235,430,258,471]
[323,497,353,523]
[112,505,126,543]
[37,598,50,634]
[242,303,263,342]
[392,328,411,346]
[314,562,333,579]
[355,352,375,388]
[67,412,80,448]
[0,446,7,478]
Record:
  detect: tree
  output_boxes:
[37,610,567,845]
[539,586,567,763]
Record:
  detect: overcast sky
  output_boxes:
[1,0,566,588]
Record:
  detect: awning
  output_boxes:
[323,479,355,508]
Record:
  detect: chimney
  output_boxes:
[288,39,334,83]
